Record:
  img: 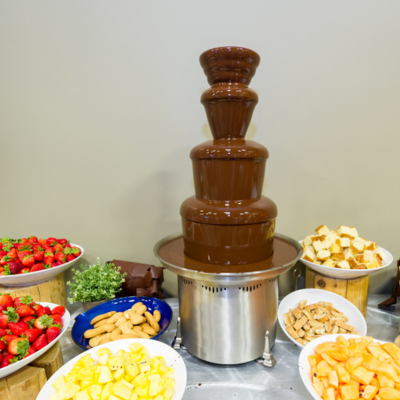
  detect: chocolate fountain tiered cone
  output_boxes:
[180,47,277,265]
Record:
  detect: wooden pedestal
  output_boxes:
[0,273,67,308]
[305,266,370,317]
[0,342,63,399]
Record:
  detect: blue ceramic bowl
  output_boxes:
[72,296,173,350]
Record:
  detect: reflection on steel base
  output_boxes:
[256,330,276,368]
[172,317,182,350]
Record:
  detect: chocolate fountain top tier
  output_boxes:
[200,47,260,140]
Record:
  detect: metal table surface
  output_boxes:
[60,295,400,399]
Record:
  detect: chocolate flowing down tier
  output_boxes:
[180,46,277,265]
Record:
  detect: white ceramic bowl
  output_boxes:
[298,334,388,400]
[0,302,70,379]
[0,243,84,287]
[299,241,393,279]
[37,338,187,400]
[278,289,367,348]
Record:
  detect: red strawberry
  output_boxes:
[32,304,43,314]
[0,294,13,308]
[0,251,7,258]
[51,306,65,316]
[33,315,53,330]
[8,261,22,274]
[0,304,7,313]
[0,354,19,368]
[0,308,20,328]
[32,244,43,252]
[43,255,54,265]
[0,328,7,337]
[21,316,36,327]
[16,305,35,317]
[36,306,51,317]
[51,262,61,268]
[71,247,82,257]
[24,346,36,358]
[0,256,11,266]
[30,264,45,272]
[66,254,75,262]
[46,324,61,343]
[28,236,38,243]
[22,255,35,268]
[20,268,31,274]
[64,242,71,249]
[54,252,66,263]
[3,334,19,344]
[6,248,17,260]
[4,329,11,334]
[32,333,48,350]
[46,237,57,247]
[23,328,42,343]
[33,251,44,262]
[8,322,29,336]
[18,249,32,261]
[14,296,34,308]
[7,338,30,356]
[51,315,63,328]
[53,244,64,253]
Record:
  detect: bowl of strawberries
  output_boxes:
[0,236,84,287]
[0,294,70,378]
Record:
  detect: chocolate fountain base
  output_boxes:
[154,233,302,365]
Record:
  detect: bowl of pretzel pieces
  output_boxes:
[71,296,173,350]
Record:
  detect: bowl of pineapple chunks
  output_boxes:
[298,334,400,400]
[37,339,187,400]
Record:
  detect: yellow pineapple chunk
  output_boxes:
[98,366,113,384]
[101,382,114,400]
[74,391,91,400]
[87,385,102,400]
[113,381,132,400]
[57,382,81,399]
[52,375,66,390]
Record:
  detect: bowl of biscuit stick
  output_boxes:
[71,296,173,350]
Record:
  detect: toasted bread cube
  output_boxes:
[365,241,377,251]
[337,261,350,269]
[366,260,380,269]
[337,226,352,237]
[299,299,307,309]
[356,254,365,264]
[349,227,359,237]
[303,236,313,246]
[303,247,316,262]
[316,225,331,236]
[340,237,351,247]
[322,259,335,268]
[364,250,374,262]
[317,249,331,261]
[312,240,325,253]
[293,316,308,331]
[352,241,364,252]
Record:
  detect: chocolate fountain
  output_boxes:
[154,46,302,365]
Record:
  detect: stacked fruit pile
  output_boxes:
[0,236,81,275]
[0,294,65,367]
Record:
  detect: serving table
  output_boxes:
[60,295,400,400]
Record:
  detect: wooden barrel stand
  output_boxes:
[305,266,369,317]
[0,274,67,399]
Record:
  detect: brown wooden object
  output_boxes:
[0,366,47,400]
[305,266,370,317]
[0,273,67,308]
[29,341,64,379]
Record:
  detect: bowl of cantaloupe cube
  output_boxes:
[299,334,400,400]
[36,339,187,400]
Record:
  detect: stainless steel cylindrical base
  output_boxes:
[178,275,278,364]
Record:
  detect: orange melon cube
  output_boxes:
[321,376,329,388]
[316,342,336,355]
[322,352,338,367]
[351,366,375,385]
[378,376,395,388]
[346,357,363,373]
[335,364,351,384]
[360,385,378,400]
[339,383,359,400]
[327,349,349,362]
[328,370,339,388]
[318,360,330,370]
[382,344,400,361]
[337,336,350,347]
[378,387,400,400]
[389,360,400,376]
[362,354,380,371]
[367,345,392,361]
[313,381,325,397]
[323,387,335,400]
[376,363,399,382]
[370,377,380,389]
[309,354,320,367]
